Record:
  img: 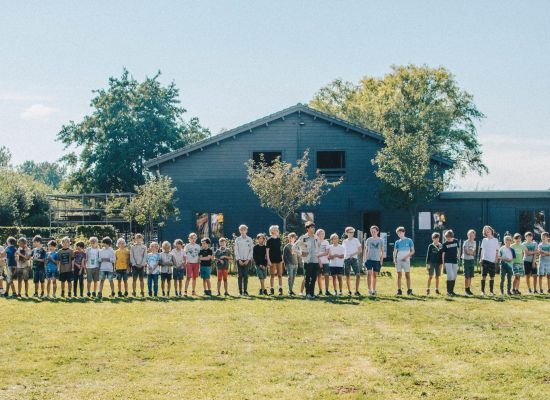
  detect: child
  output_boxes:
[172,239,186,297]
[199,238,213,296]
[510,233,525,295]
[0,244,5,295]
[393,227,415,296]
[283,233,299,296]
[4,237,18,298]
[253,233,268,295]
[72,241,86,298]
[462,230,477,296]
[31,235,47,298]
[146,242,160,297]
[85,237,101,297]
[364,225,384,296]
[57,237,74,298]
[522,232,538,293]
[425,232,442,295]
[266,225,283,296]
[184,233,201,296]
[215,237,231,296]
[328,233,345,296]
[480,225,499,296]
[16,237,32,297]
[234,224,253,296]
[441,230,460,296]
[130,233,147,297]
[159,241,176,297]
[343,227,362,296]
[45,240,59,299]
[115,238,130,297]
[538,231,550,294]
[300,221,320,299]
[317,229,331,296]
[498,236,514,296]
[98,237,116,300]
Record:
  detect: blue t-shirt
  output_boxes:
[395,237,414,253]
[46,251,59,272]
[5,245,17,267]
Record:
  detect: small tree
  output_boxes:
[245,150,342,231]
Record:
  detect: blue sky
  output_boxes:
[1,0,549,189]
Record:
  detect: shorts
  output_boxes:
[116,270,128,281]
[256,265,267,279]
[200,266,212,280]
[428,263,441,277]
[524,261,536,275]
[365,260,381,273]
[512,263,525,277]
[321,263,330,275]
[15,268,29,281]
[173,268,185,280]
[32,267,45,283]
[269,262,283,276]
[46,269,59,279]
[330,266,344,276]
[131,266,145,279]
[87,268,100,282]
[481,260,496,278]
[539,262,550,276]
[100,271,114,281]
[344,258,361,276]
[59,271,74,282]
[463,259,475,278]
[160,272,172,281]
[217,268,228,280]
[395,258,411,273]
[6,266,17,283]
[185,263,200,279]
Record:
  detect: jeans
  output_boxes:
[73,271,84,296]
[237,261,249,293]
[500,264,513,293]
[287,264,297,292]
[147,274,159,296]
[304,262,319,296]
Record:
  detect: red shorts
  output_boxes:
[217,269,228,280]
[185,263,200,279]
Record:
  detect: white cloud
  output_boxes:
[20,103,58,120]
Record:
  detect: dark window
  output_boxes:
[252,151,282,165]
[317,151,345,171]
[519,210,546,237]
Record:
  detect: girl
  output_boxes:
[159,241,176,297]
[253,234,268,295]
[172,239,186,297]
[316,229,330,296]
[462,230,477,296]
[146,242,160,297]
[328,233,345,296]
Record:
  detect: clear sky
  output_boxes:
[1,0,549,189]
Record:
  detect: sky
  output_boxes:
[1,0,549,190]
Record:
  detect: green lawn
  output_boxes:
[1,267,549,400]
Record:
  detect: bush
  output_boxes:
[0,225,117,243]
[76,225,117,239]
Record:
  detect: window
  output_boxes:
[316,151,345,173]
[195,212,225,239]
[252,151,282,165]
[519,210,546,237]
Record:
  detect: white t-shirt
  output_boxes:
[343,238,361,259]
[0,246,5,267]
[171,248,186,268]
[184,243,201,263]
[86,247,101,269]
[481,237,499,263]
[328,244,345,267]
[318,239,330,264]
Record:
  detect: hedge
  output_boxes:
[0,225,117,242]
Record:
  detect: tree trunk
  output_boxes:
[283,216,287,233]
[410,211,416,244]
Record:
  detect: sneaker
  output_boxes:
[435,289,441,295]
[407,289,413,296]
[67,292,72,298]
[528,288,533,294]
[325,291,333,296]
[162,291,165,297]
[489,291,495,296]
[87,292,91,297]
[289,291,295,296]
[348,291,352,297]
[52,294,57,299]
[397,289,403,296]
[426,289,430,295]
[244,291,249,296]
[279,288,283,296]
[480,291,486,296]
[306,294,313,300]
[217,291,221,296]
[118,291,123,297]
[33,292,38,298]
[270,288,275,295]
[372,291,377,296]
[124,291,128,297]
[141,292,145,297]
[318,290,323,296]
[338,291,343,296]
[61,291,65,298]
[533,289,538,294]
[224,292,229,296]
[111,292,115,298]
[262,289,267,296]
[97,292,102,300]
[149,292,153,297]
[355,291,361,297]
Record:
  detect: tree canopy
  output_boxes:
[17,160,66,188]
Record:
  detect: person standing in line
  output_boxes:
[364,225,384,297]
[462,230,477,296]
[441,230,460,296]
[300,221,319,299]
[234,225,254,296]
[480,225,499,296]
[393,227,415,296]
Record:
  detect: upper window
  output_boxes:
[252,151,282,165]
[316,151,345,173]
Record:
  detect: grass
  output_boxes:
[1,265,550,400]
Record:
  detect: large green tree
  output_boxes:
[17,160,66,188]
[57,69,210,193]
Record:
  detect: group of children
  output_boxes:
[0,223,549,300]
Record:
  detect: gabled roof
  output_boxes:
[144,103,453,168]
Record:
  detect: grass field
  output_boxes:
[1,266,550,400]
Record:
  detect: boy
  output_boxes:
[72,241,86,297]
[480,225,499,296]
[98,237,116,300]
[538,231,550,294]
[0,244,5,295]
[300,221,319,299]
[172,239,186,297]
[130,233,147,297]
[16,237,32,297]
[498,236,514,296]
[462,230,477,296]
[215,237,231,296]
[522,232,538,293]
[510,233,525,295]
[159,241,175,297]
[441,230,460,296]
[317,229,331,296]
[57,237,74,298]
[85,237,101,297]
[4,237,18,298]
[184,233,201,296]
[115,238,130,297]
[253,233,268,295]
[234,224,253,296]
[45,240,59,299]
[425,232,442,295]
[283,232,299,296]
[364,225,384,296]
[343,227,362,296]
[393,227,415,296]
[31,235,47,298]
[266,225,284,296]
[328,233,345,296]
[199,238,213,296]
[146,242,160,297]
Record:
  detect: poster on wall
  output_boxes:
[418,212,431,230]
[380,232,388,258]
[433,212,446,230]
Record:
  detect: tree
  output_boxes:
[57,69,210,193]
[311,64,486,176]
[0,146,12,168]
[245,150,342,231]
[17,160,66,188]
